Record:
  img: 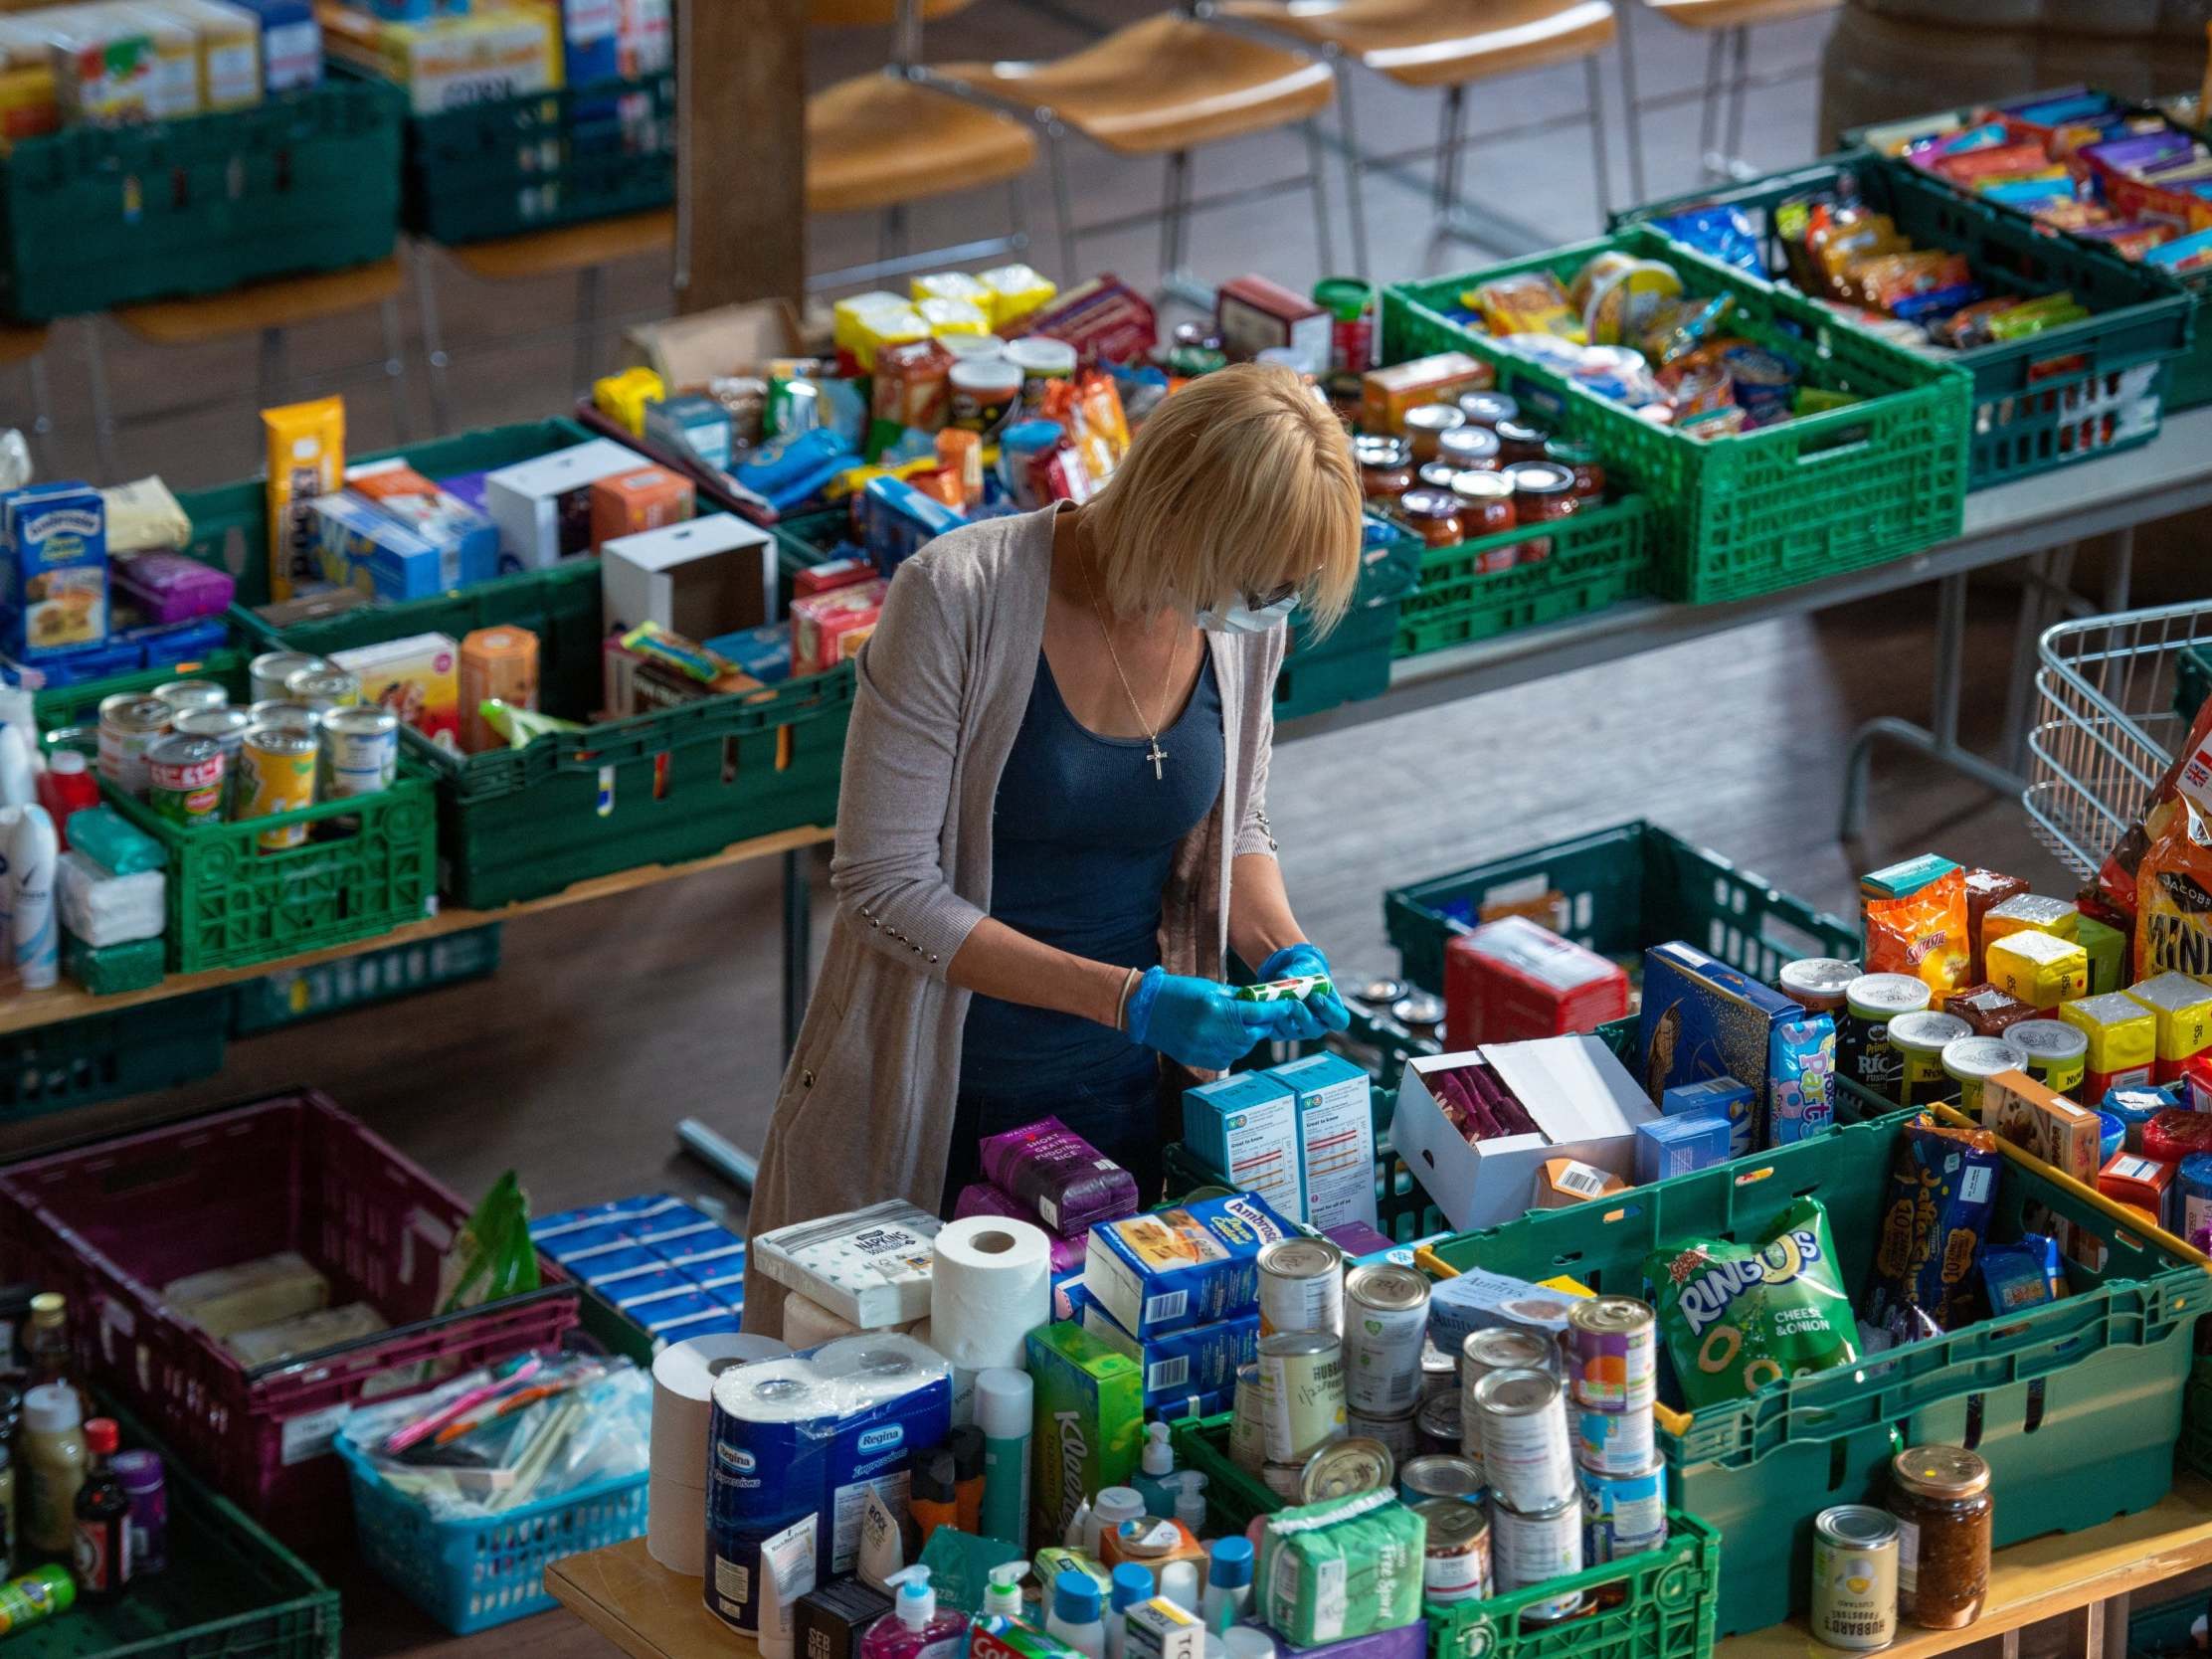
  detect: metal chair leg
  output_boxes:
[1047,124,1080,282]
[24,350,54,476]
[1160,149,1193,283]
[83,319,119,482]
[1613,7,1647,205]
[1433,85,1466,214]
[573,262,603,390]
[1302,119,1336,277]
[1696,30,1726,181]
[258,325,287,408]
[1007,175,1030,253]
[379,295,412,445]
[1334,64,1372,281]
[1721,25,1750,178]
[411,240,454,437]
[1582,53,1612,224]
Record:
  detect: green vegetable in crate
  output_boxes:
[439,1171,541,1314]
[1645,1196,1857,1408]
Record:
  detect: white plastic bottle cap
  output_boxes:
[1094,1486,1145,1528]
[1159,1560,1198,1614]
[23,1383,78,1434]
[1224,1628,1276,1659]
[1142,1421,1173,1477]
[976,1369,1032,1440]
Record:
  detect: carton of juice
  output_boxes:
[1,482,106,660]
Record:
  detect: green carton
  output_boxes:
[1024,1322,1142,1549]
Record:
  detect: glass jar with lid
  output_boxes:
[1402,404,1467,464]
[1354,436,1413,502]
[1448,470,1516,549]
[1416,461,1460,493]
[1456,390,1518,429]
[1492,418,1550,465]
[1890,1445,1991,1630]
[1543,438,1605,500]
[1506,461,1576,566]
[1436,424,1500,472]
[1395,487,1464,549]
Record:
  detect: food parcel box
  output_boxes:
[1387,1033,1657,1230]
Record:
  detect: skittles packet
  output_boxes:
[1644,1196,1857,1408]
[1865,1116,2001,1338]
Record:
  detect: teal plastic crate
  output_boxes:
[1384,819,1859,994]
[1617,154,2193,487]
[1421,1112,2207,1637]
[0,80,402,322]
[1384,225,1973,605]
[0,991,228,1117]
[231,924,502,1034]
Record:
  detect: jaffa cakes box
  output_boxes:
[2,482,106,660]
[1083,1191,1296,1338]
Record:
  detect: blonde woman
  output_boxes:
[744,364,1363,1334]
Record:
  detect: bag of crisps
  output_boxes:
[2099,689,2212,922]
[2136,787,2212,981]
[1645,1196,1858,1408]
[1861,855,1971,994]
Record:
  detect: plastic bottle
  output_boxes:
[1201,1538,1253,1634]
[1107,1563,1150,1659]
[910,1448,957,1547]
[860,1567,971,1659]
[34,753,96,850]
[977,1369,1032,1551]
[0,727,35,811]
[1044,1568,1105,1659]
[1089,1487,1145,1556]
[71,1418,128,1600]
[1064,1499,1092,1552]
[1222,1627,1274,1659]
[1171,1473,1208,1536]
[980,1563,1027,1626]
[11,804,56,991]
[23,1295,69,1396]
[1160,1560,1199,1616]
[951,1425,985,1536]
[0,1565,73,1635]
[20,1385,82,1556]
[1133,1424,1179,1520]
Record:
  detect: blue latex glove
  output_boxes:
[1255,943,1353,1041]
[1124,968,1301,1072]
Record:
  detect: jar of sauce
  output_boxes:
[1506,461,1576,565]
[1457,390,1519,429]
[1355,436,1413,502]
[1890,1446,1991,1630]
[1396,487,1464,549]
[1416,461,1460,492]
[1436,424,1500,472]
[1493,418,1550,465]
[1448,470,1516,548]
[1402,404,1466,464]
[1543,438,1605,500]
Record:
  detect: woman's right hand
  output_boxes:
[1124,968,1298,1072]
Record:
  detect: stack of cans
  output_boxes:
[1469,1366,1583,1623]
[1341,1263,1429,1461]
[1248,1240,1348,1500]
[1567,1298,1668,1567]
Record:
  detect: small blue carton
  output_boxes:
[1076,1287,1259,1411]
[1635,1110,1733,1184]
[1661,1075,1757,1158]
[1084,1191,1296,1338]
[1183,1071,1303,1223]
[2,482,107,661]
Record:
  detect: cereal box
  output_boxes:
[1,482,106,661]
[329,632,461,748]
[1083,1193,1296,1338]
[1637,941,1802,1129]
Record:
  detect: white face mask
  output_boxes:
[1195,592,1299,635]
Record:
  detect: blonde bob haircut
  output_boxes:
[1084,362,1365,635]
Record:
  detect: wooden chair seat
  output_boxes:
[113,258,404,346]
[1641,0,1837,27]
[808,74,1038,215]
[1223,0,1613,90]
[448,211,674,283]
[939,14,1333,158]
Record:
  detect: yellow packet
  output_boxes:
[2057,992,2156,1078]
[261,397,344,603]
[1980,893,2080,952]
[976,264,1056,331]
[592,366,664,436]
[1985,930,2089,1010]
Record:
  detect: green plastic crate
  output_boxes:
[1384,226,1973,605]
[1421,1113,2207,1637]
[2127,1589,2206,1659]
[1616,155,2193,488]
[1276,599,1396,721]
[29,645,252,736]
[1384,819,1860,995]
[395,70,676,244]
[1170,1415,1720,1659]
[1391,494,1655,657]
[0,80,401,323]
[16,1395,342,1659]
[64,934,166,996]
[0,991,228,1116]
[230,924,502,1034]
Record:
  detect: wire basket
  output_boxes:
[2025,599,2212,879]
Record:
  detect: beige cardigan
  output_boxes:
[741,503,1287,1335]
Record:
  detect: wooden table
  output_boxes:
[548,1480,2212,1659]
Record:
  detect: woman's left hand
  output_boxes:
[1256,943,1353,1040]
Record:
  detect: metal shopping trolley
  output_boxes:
[2025,598,2212,881]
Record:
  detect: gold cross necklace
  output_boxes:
[1075,523,1173,782]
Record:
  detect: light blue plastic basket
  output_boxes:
[335,1433,649,1633]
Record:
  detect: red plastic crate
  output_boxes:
[0,1090,578,1540]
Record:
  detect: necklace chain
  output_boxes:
[1074,525,1173,781]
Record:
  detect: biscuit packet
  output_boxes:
[1864,1115,2001,1337]
[1644,1196,1857,1409]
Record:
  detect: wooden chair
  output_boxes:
[1221,0,1616,276]
[935,9,1337,297]
[89,259,410,478]
[411,209,673,436]
[1614,0,1840,199]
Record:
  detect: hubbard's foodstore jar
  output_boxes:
[1506,461,1576,564]
[1403,403,1466,464]
[1356,436,1413,502]
[1436,424,1500,472]
[1890,1445,1991,1629]
[1493,418,1550,465]
[1449,470,1517,552]
[1397,488,1464,549]
[1543,438,1605,500]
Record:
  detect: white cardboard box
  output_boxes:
[483,439,646,570]
[1388,1034,1657,1231]
[601,512,776,641]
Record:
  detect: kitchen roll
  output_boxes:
[651,1332,790,1486]
[929,1215,1051,1374]
[646,1475,708,1576]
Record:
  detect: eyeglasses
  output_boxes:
[1241,581,1302,611]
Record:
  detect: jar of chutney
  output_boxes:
[1448,470,1516,546]
[1396,487,1465,549]
[1355,436,1413,502]
[1456,390,1518,429]
[1493,418,1550,465]
[1543,438,1604,500]
[1402,403,1466,464]
[1436,424,1500,472]
[1890,1446,1991,1630]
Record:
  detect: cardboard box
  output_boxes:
[1083,1193,1297,1338]
[1077,1295,1256,1414]
[1270,1051,1378,1233]
[1388,1034,1658,1232]
[308,491,455,601]
[1660,1076,1756,1158]
[2128,971,2212,1082]
[644,393,734,471]
[329,632,461,747]
[1025,1321,1143,1546]
[1213,275,1330,377]
[1637,941,1803,1130]
[2099,1150,2175,1231]
[483,439,645,569]
[1182,1072,1303,1222]
[1,481,105,660]
[345,459,500,588]
[588,463,695,548]
[599,511,774,643]
[626,299,805,389]
[1634,1111,1732,1184]
[1425,1264,1580,1355]
[1983,1068,2101,1185]
[321,3,560,114]
[791,579,885,677]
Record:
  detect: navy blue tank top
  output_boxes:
[958,647,1224,1091]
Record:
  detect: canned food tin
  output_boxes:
[1258,1332,1345,1464]
[143,734,225,826]
[284,666,360,713]
[248,699,320,732]
[237,726,318,848]
[1415,1391,1462,1459]
[319,704,400,799]
[1574,1401,1654,1476]
[1461,1328,1555,1390]
[1417,1499,1491,1604]
[1418,1337,1456,1401]
[1489,1496,1584,1622]
[1809,1505,1899,1651]
[173,706,253,814]
[2007,1018,2090,1100]
[250,651,326,704]
[1343,1263,1428,1414]
[1581,1456,1668,1563]
[1261,1462,1306,1502]
[1299,1436,1392,1503]
[1566,1297,1657,1412]
[96,694,170,794]
[152,678,228,715]
[1345,1406,1419,1465]
[1397,1454,1483,1506]
[1357,975,1408,1007]
[1229,1363,1265,1473]
[1390,993,1443,1029]
[1258,1238,1344,1338]
[1469,1369,1575,1514]
[1890,1012,1972,1106]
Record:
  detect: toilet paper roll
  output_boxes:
[651,1332,791,1484]
[929,1215,1051,1373]
[914,1318,978,1428]
[646,1472,708,1576]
